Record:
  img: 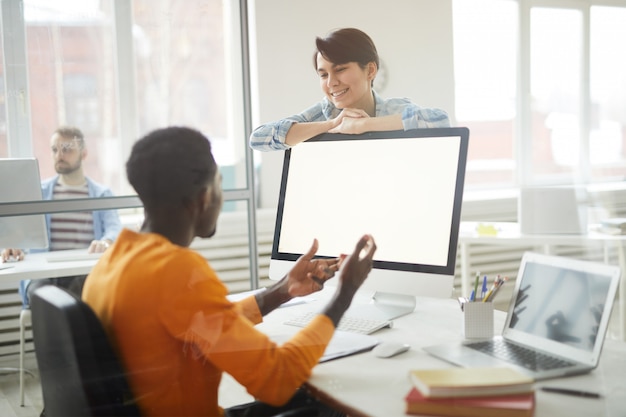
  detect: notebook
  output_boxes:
[423,252,620,380]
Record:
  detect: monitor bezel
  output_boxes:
[270,127,469,276]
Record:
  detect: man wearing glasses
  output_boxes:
[1,125,121,303]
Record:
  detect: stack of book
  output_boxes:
[598,217,626,235]
[405,367,535,417]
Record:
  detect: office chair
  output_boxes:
[30,285,141,417]
[30,285,324,417]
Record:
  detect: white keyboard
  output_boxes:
[285,311,392,335]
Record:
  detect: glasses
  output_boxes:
[51,140,82,155]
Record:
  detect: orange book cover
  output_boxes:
[405,387,535,417]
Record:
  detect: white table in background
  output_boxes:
[0,249,100,284]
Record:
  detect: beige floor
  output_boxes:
[0,354,42,417]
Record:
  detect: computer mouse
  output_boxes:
[372,342,410,358]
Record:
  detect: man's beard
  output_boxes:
[55,160,81,175]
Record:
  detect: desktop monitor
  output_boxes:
[0,158,49,249]
[269,127,469,315]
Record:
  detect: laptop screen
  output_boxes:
[508,255,617,353]
[0,158,49,249]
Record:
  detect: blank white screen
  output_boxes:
[277,135,462,267]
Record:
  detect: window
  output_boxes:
[0,80,6,157]
[453,0,517,188]
[2,0,261,290]
[63,73,100,134]
[131,0,248,192]
[590,5,626,181]
[453,0,626,188]
[132,1,228,137]
[24,0,119,185]
[17,0,250,198]
[0,26,5,156]
[529,7,582,179]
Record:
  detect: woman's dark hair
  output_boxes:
[313,28,379,71]
[126,126,217,209]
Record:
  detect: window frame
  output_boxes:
[454,0,626,191]
[0,0,261,289]
[517,0,591,186]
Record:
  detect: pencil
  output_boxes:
[541,386,602,398]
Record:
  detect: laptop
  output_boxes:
[0,158,49,249]
[423,252,621,380]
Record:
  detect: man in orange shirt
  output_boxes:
[82,126,376,417]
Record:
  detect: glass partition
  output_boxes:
[17,0,248,201]
[0,18,5,158]
[24,0,120,187]
[2,0,260,290]
[131,0,250,211]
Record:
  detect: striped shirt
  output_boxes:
[49,182,94,251]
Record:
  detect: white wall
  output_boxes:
[249,0,456,207]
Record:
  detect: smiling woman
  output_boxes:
[248,27,450,152]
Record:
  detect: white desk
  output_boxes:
[0,250,100,358]
[458,222,626,339]
[221,288,626,417]
[0,249,99,284]
[6,250,625,415]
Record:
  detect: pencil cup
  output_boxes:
[463,302,494,339]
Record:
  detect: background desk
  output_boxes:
[458,222,626,340]
[221,289,626,417]
[0,249,99,282]
[0,250,100,356]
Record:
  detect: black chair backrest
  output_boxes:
[30,285,141,417]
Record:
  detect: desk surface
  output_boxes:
[459,221,626,244]
[0,249,99,284]
[224,288,626,417]
[5,251,625,415]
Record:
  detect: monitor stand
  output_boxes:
[346,291,416,321]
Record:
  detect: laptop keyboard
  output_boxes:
[467,339,575,371]
[285,311,392,335]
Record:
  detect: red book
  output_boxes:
[405,387,535,417]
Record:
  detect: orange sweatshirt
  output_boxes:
[83,229,334,417]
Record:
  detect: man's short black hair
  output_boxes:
[126,126,217,209]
